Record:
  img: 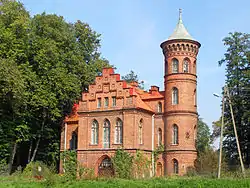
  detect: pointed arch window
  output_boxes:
[172,124,178,145]
[70,131,77,150]
[172,87,179,105]
[91,120,99,144]
[183,59,189,73]
[172,58,179,73]
[157,102,162,113]
[158,128,162,146]
[115,118,123,144]
[103,119,110,148]
[139,119,143,144]
[173,159,179,174]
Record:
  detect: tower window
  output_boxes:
[172,58,179,73]
[173,159,179,174]
[194,89,197,106]
[172,87,179,105]
[183,59,189,73]
[172,124,178,145]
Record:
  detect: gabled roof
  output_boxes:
[168,9,193,41]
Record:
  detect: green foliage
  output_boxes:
[196,118,211,154]
[195,148,227,177]
[111,148,134,179]
[60,150,77,180]
[1,177,250,188]
[0,0,109,171]
[122,70,145,89]
[133,150,151,178]
[218,32,250,167]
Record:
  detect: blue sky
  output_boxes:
[20,0,250,137]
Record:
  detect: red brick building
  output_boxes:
[60,10,200,176]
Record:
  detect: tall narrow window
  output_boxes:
[172,58,179,73]
[173,159,179,174]
[112,96,116,107]
[70,132,77,150]
[158,128,162,146]
[115,118,123,144]
[157,102,162,113]
[104,97,109,107]
[91,120,99,144]
[172,87,178,105]
[103,119,110,148]
[194,89,197,106]
[165,61,168,75]
[139,119,143,144]
[172,124,178,145]
[183,59,189,73]
[97,98,101,108]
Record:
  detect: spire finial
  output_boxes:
[179,8,182,22]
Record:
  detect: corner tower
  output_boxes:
[160,9,201,175]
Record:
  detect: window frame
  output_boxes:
[115,118,123,144]
[172,124,178,145]
[172,58,179,73]
[172,87,179,105]
[91,120,99,145]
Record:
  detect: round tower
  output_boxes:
[160,9,201,176]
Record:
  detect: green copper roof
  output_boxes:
[168,9,193,40]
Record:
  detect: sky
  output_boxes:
[20,0,250,139]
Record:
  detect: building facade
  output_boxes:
[60,10,201,176]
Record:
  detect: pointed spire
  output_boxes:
[168,9,193,40]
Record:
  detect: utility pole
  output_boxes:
[225,86,245,177]
[218,87,225,179]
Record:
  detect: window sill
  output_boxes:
[89,144,98,146]
[170,144,179,146]
[113,143,122,145]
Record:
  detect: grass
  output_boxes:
[1,176,250,188]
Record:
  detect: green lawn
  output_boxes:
[1,177,250,188]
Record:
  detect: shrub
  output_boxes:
[111,148,133,179]
[0,159,8,176]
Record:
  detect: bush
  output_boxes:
[111,149,133,179]
[0,159,8,176]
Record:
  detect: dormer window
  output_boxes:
[104,97,109,107]
[97,98,101,108]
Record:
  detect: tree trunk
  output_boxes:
[27,140,33,163]
[30,122,44,162]
[8,142,17,175]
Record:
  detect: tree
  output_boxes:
[0,0,109,172]
[122,70,144,89]
[196,118,211,154]
[218,32,250,167]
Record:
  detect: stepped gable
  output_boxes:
[75,67,154,113]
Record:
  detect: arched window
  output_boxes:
[139,119,143,144]
[194,89,197,106]
[70,131,77,150]
[91,120,99,144]
[173,159,179,174]
[172,87,178,105]
[172,58,179,73]
[172,124,178,145]
[103,119,110,148]
[183,59,189,73]
[157,102,162,113]
[194,125,197,141]
[158,128,162,146]
[115,118,123,144]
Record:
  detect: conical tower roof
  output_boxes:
[168,9,193,40]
